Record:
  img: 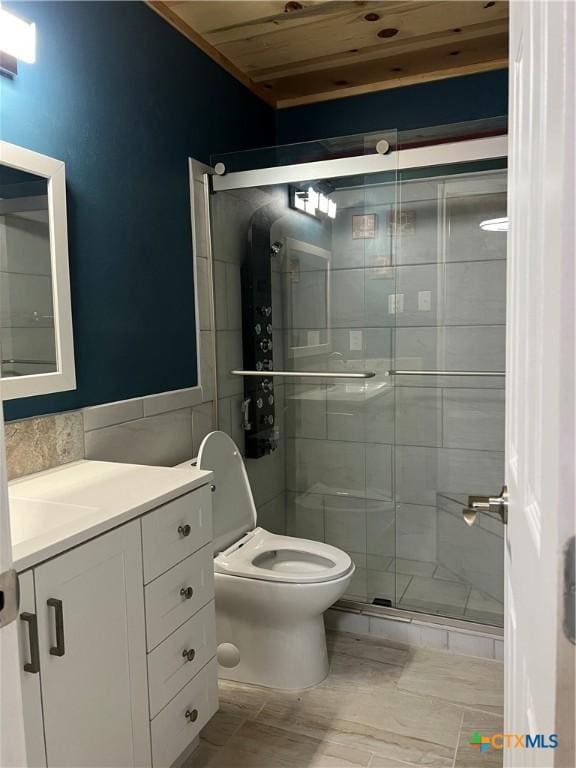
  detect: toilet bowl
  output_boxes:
[182,431,354,690]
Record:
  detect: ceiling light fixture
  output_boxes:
[480,216,509,232]
[290,186,337,220]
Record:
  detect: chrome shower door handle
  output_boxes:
[462,485,509,526]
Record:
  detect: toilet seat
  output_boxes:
[196,431,353,585]
[214,527,353,584]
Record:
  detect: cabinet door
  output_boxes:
[18,570,47,768]
[34,521,151,768]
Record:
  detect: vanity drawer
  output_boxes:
[145,544,214,650]
[142,485,212,584]
[147,601,216,718]
[150,657,218,768]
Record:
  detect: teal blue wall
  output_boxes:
[2,1,274,420]
[276,70,508,143]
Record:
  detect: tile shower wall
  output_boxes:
[282,170,507,625]
[210,187,289,531]
[210,184,335,532]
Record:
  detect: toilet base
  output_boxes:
[214,565,354,690]
[216,612,330,690]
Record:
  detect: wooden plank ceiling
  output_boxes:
[148,1,509,108]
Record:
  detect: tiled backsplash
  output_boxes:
[5,411,84,480]
[4,388,215,481]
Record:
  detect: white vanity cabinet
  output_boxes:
[14,464,217,768]
[21,521,150,768]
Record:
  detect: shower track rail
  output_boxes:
[212,135,508,191]
[231,369,376,379]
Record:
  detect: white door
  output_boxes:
[34,521,151,768]
[506,1,575,767]
[0,397,28,768]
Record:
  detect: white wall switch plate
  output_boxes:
[388,293,405,314]
[418,290,432,311]
[349,330,363,351]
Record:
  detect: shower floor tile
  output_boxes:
[399,576,470,615]
[365,554,394,571]
[465,588,503,614]
[187,630,503,768]
[463,588,504,628]
[463,608,504,627]
[367,570,412,604]
[341,557,503,628]
[386,557,437,577]
[432,564,466,582]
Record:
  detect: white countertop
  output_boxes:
[9,460,213,571]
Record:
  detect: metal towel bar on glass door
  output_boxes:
[231,370,376,380]
[386,370,505,377]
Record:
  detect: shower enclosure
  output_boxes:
[207,121,507,629]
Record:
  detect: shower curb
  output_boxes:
[325,605,503,661]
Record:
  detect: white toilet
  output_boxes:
[193,431,354,690]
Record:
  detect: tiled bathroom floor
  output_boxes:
[186,631,504,768]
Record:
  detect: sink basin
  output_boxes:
[9,497,97,547]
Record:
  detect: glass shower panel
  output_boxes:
[281,169,398,605]
[209,132,399,606]
[391,166,507,626]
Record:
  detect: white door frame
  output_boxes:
[505,0,575,766]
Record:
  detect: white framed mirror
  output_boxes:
[0,141,75,399]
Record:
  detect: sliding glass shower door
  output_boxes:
[391,165,507,626]
[209,124,507,628]
[280,161,399,608]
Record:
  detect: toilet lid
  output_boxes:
[197,431,257,554]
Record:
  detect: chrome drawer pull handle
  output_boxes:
[185,708,198,723]
[177,524,191,538]
[180,586,194,600]
[210,484,216,492]
[182,648,196,663]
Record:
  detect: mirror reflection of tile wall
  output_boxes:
[0,169,57,378]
